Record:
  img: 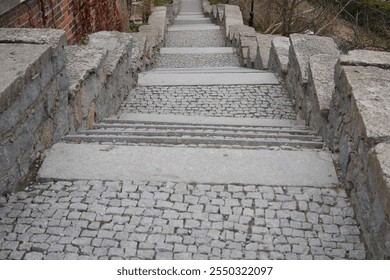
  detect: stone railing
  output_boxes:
[0,7,168,194]
[203,0,390,259]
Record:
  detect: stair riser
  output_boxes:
[95,123,312,135]
[76,130,321,142]
[64,135,324,149]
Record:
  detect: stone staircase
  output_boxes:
[5,0,365,260]
[40,0,341,209]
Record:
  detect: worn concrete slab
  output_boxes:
[39,143,338,187]
[111,113,305,127]
[160,47,234,54]
[138,71,279,86]
[168,25,220,31]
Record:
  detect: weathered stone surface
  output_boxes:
[88,31,133,75]
[305,54,339,141]
[65,46,107,92]
[223,5,244,37]
[268,36,290,78]
[339,50,390,69]
[0,44,52,117]
[337,65,390,143]
[0,28,67,51]
[286,34,340,115]
[255,34,278,70]
[228,25,255,47]
[370,143,390,217]
[0,28,70,194]
[147,6,167,42]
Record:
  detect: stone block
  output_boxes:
[223,5,244,38]
[203,1,212,16]
[228,25,255,47]
[242,40,255,68]
[238,35,257,67]
[268,36,290,78]
[305,54,339,141]
[65,45,107,131]
[286,34,340,115]
[147,6,167,42]
[0,44,51,118]
[255,34,278,70]
[217,4,225,24]
[88,31,133,75]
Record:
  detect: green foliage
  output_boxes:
[209,0,223,5]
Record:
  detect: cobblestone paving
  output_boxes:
[156,53,240,68]
[0,180,366,260]
[165,30,226,48]
[121,85,296,119]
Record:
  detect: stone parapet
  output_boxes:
[0,7,166,194]
[0,29,69,194]
[328,51,390,258]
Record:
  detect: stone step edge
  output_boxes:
[152,67,267,73]
[168,26,220,31]
[137,72,280,86]
[160,47,235,54]
[64,135,324,149]
[72,129,321,141]
[94,123,313,134]
[106,114,305,127]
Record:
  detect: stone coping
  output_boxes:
[289,34,340,83]
[65,46,107,92]
[88,31,133,75]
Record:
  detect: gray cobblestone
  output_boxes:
[0,179,366,260]
[121,85,296,120]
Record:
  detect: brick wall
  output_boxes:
[0,0,129,44]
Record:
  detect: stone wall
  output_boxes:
[0,0,130,44]
[0,29,69,193]
[203,0,390,259]
[0,7,167,194]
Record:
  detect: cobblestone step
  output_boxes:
[165,30,226,48]
[119,84,296,119]
[156,53,240,68]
